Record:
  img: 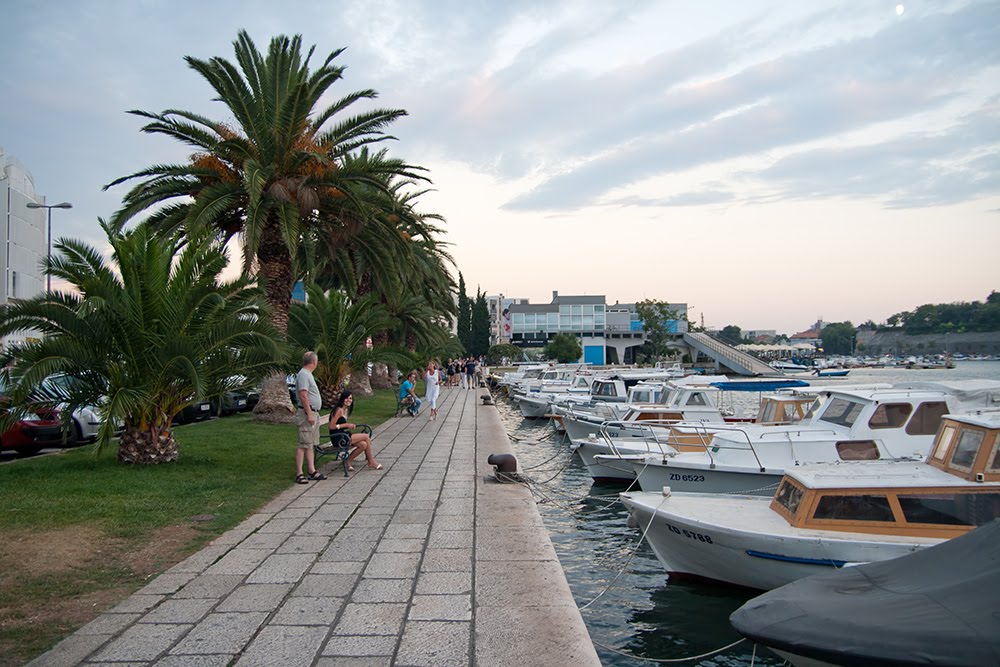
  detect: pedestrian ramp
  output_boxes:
[683,331,780,376]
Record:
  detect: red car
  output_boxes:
[0,405,66,456]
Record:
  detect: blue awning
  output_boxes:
[710,379,809,391]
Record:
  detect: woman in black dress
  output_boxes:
[331,390,383,470]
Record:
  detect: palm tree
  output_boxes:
[0,222,282,464]
[287,285,413,405]
[311,177,457,387]
[105,31,421,422]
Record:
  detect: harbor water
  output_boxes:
[498,361,1000,666]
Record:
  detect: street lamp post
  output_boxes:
[25,201,72,295]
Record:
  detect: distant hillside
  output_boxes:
[856,330,1000,356]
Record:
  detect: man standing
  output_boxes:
[294,351,327,484]
[465,357,477,390]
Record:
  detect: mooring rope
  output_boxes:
[590,637,748,663]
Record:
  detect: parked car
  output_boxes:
[36,373,105,443]
[210,391,249,417]
[174,399,213,424]
[0,399,65,455]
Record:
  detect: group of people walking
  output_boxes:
[294,350,486,483]
[397,356,485,421]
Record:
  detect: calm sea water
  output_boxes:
[498,361,1000,666]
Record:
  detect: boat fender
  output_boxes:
[626,514,639,529]
[662,486,672,497]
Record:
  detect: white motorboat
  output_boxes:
[625,380,1000,495]
[517,371,677,420]
[620,411,1000,591]
[575,380,815,483]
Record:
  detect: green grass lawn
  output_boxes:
[0,388,400,666]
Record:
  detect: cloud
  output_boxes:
[755,99,1000,207]
[608,190,735,207]
[498,2,1000,211]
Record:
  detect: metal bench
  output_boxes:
[315,424,371,477]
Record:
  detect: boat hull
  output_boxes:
[516,395,552,418]
[620,492,933,591]
[630,458,782,496]
[573,441,637,482]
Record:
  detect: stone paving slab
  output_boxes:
[28,385,600,667]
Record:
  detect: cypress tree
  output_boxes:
[471,290,490,356]
[457,273,471,352]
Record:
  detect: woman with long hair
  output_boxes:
[331,390,383,470]
[425,360,441,420]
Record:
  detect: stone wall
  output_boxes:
[855,330,1000,355]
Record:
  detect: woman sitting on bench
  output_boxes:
[331,390,383,471]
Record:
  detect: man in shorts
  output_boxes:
[294,351,327,484]
[465,357,477,389]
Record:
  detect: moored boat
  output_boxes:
[730,519,1000,666]
[620,411,1000,591]
[626,380,1000,494]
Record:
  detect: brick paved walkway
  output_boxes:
[30,385,600,667]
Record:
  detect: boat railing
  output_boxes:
[597,422,677,458]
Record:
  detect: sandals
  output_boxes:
[295,473,309,485]
[308,471,327,481]
[367,463,384,470]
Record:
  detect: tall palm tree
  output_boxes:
[287,285,412,405]
[105,31,421,422]
[0,222,281,464]
[312,177,457,385]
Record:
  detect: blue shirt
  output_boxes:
[399,379,414,401]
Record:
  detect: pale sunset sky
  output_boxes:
[2,1,997,334]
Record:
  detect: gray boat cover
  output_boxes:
[730,520,1000,667]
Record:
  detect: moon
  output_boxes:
[896,4,905,15]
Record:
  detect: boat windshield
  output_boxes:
[817,398,865,428]
[775,480,804,515]
[905,401,949,436]
[897,493,1000,526]
[868,403,912,429]
[813,495,894,522]
[950,429,984,470]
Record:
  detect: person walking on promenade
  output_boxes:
[465,356,477,390]
[425,360,441,420]
[294,351,327,484]
[331,390,382,470]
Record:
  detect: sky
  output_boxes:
[1,0,998,335]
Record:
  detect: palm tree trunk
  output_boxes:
[117,425,178,464]
[370,362,392,390]
[370,330,392,389]
[253,232,296,423]
[347,369,373,396]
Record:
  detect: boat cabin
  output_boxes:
[769,412,1000,539]
[712,383,1000,463]
[755,394,816,425]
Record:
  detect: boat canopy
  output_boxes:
[730,520,1000,667]
[710,379,809,392]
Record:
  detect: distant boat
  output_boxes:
[813,368,849,377]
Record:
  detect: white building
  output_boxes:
[1,146,49,348]
[505,291,689,364]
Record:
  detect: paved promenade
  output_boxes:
[30,385,601,667]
